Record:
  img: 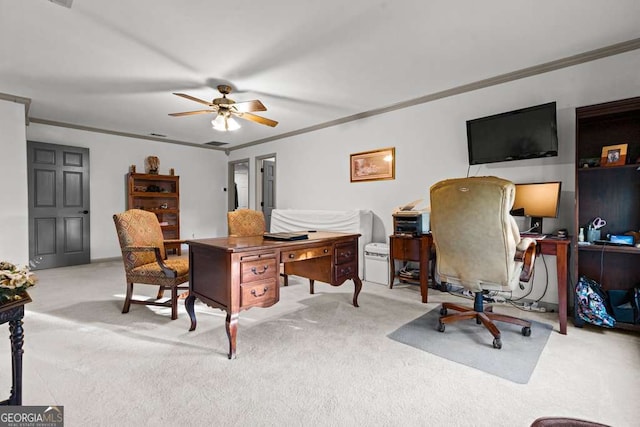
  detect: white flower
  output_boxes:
[0,262,38,296]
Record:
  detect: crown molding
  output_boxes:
[28,118,223,150]
[230,37,640,151]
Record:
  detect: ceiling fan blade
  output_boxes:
[232,100,267,113]
[237,112,278,127]
[168,109,215,117]
[173,93,212,106]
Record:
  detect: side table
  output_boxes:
[389,234,433,303]
[0,293,31,406]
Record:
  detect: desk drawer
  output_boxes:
[334,242,357,264]
[240,279,278,308]
[281,245,331,262]
[334,261,357,283]
[241,258,278,283]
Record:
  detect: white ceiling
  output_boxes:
[2,0,640,151]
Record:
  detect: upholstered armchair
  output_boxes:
[227,209,266,237]
[113,209,189,320]
[429,176,537,349]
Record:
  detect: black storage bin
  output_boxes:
[607,290,635,324]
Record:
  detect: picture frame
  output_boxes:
[350,147,395,182]
[600,143,627,167]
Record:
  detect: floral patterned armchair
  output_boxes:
[112,209,189,320]
[227,209,266,236]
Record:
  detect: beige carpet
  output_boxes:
[0,260,638,426]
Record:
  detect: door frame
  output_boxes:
[255,153,276,227]
[228,158,250,211]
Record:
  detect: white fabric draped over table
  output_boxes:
[270,209,373,277]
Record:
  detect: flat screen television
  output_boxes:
[466,101,558,165]
[511,181,562,234]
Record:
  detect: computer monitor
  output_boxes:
[511,181,561,234]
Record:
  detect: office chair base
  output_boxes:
[437,296,532,349]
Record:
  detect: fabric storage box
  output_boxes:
[607,289,634,323]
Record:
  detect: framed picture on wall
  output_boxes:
[350,147,395,182]
[600,143,627,167]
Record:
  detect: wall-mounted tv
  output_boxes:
[466,101,558,165]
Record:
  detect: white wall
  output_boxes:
[228,49,640,305]
[0,100,29,265]
[16,123,228,261]
[3,49,639,304]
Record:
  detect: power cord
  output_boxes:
[523,222,541,233]
[505,252,550,312]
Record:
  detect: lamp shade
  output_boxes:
[212,114,240,131]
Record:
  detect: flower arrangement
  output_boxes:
[0,261,38,302]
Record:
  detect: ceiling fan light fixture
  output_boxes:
[212,114,240,131]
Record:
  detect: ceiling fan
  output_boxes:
[169,85,278,131]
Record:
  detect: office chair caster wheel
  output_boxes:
[440,307,447,316]
[522,326,531,337]
[437,321,445,332]
[493,338,502,349]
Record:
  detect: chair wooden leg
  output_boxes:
[309,279,315,294]
[438,297,531,348]
[156,287,165,299]
[122,282,133,313]
[441,301,475,313]
[170,288,178,320]
[487,312,531,328]
[477,312,501,339]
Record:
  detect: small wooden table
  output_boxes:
[389,234,433,303]
[0,293,31,406]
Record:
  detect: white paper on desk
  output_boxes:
[399,199,423,211]
[394,199,430,214]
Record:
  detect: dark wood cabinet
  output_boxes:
[127,172,181,255]
[389,234,432,303]
[575,96,640,332]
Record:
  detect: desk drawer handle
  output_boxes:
[340,266,353,275]
[251,265,269,275]
[341,251,352,257]
[289,254,295,258]
[250,287,269,297]
[323,248,329,253]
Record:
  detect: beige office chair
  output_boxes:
[429,176,537,349]
[113,209,189,320]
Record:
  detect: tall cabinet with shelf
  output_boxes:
[575,96,640,332]
[126,172,181,255]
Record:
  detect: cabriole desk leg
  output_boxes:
[226,312,239,359]
[185,295,197,331]
[352,276,362,307]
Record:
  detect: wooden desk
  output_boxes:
[0,293,31,406]
[185,232,362,359]
[389,234,432,303]
[535,237,571,335]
